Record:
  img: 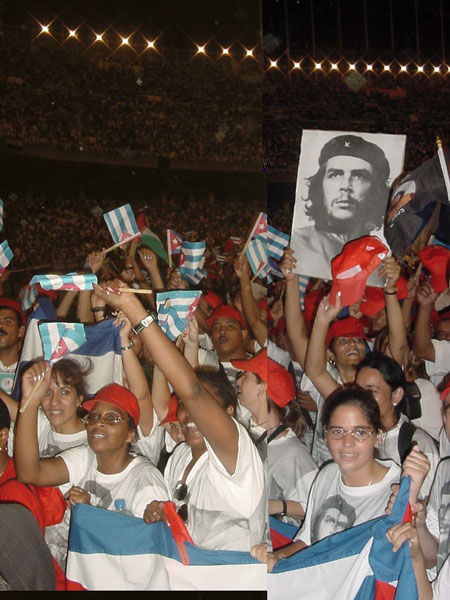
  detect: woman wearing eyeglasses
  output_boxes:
[14,365,169,568]
[266,386,429,571]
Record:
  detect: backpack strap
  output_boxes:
[397,420,417,464]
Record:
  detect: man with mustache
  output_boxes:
[293,134,391,279]
[0,299,25,395]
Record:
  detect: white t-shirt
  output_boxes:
[268,429,318,526]
[0,359,17,395]
[46,445,169,569]
[164,418,265,551]
[267,339,292,370]
[294,459,400,546]
[425,339,450,388]
[380,414,439,498]
[433,554,450,600]
[132,409,165,466]
[440,427,450,459]
[426,457,450,576]
[411,378,444,442]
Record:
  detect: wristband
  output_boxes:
[121,341,134,351]
[280,499,287,516]
[132,312,157,335]
[91,306,106,313]
[383,289,397,295]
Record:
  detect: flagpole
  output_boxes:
[103,232,142,255]
[241,212,261,257]
[167,231,172,268]
[251,264,266,283]
[20,375,46,414]
[116,288,153,295]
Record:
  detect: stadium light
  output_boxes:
[269,60,277,68]
[197,45,206,54]
[349,63,356,70]
[147,40,155,49]
[366,64,373,71]
[95,33,103,42]
[292,61,301,69]
[121,37,129,46]
[400,65,407,72]
[68,29,77,38]
[331,63,338,70]
[222,47,230,55]
[314,62,322,70]
[383,64,390,71]
[417,65,424,73]
[433,65,440,73]
[41,25,50,34]
[245,48,253,57]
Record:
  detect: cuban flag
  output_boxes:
[19,284,38,312]
[38,322,87,363]
[103,204,140,245]
[167,229,182,255]
[29,273,98,291]
[269,477,417,600]
[178,241,206,279]
[270,516,299,550]
[66,502,266,591]
[299,275,310,310]
[12,297,122,399]
[156,291,202,341]
[0,198,3,232]
[0,240,13,275]
[246,238,268,279]
[268,225,290,261]
[249,212,267,243]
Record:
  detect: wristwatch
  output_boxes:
[132,312,157,335]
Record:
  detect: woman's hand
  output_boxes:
[21,360,52,407]
[385,522,421,559]
[379,256,400,292]
[402,444,430,509]
[138,248,158,272]
[143,500,168,525]
[315,293,342,326]
[267,551,280,573]
[250,543,267,564]
[114,310,133,344]
[182,315,199,346]
[280,248,297,281]
[64,486,91,507]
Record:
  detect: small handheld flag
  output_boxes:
[268,225,290,261]
[38,322,87,363]
[246,238,268,279]
[30,273,98,291]
[178,241,206,280]
[139,228,169,263]
[156,291,202,341]
[242,212,267,256]
[103,204,141,252]
[0,240,13,275]
[167,230,182,255]
[19,284,38,311]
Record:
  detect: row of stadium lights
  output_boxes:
[268,59,450,75]
[38,24,257,57]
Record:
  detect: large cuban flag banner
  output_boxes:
[66,503,266,591]
[12,297,122,399]
[268,477,417,600]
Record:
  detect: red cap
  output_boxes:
[396,276,409,300]
[326,317,369,348]
[440,384,450,402]
[359,286,385,316]
[202,291,223,310]
[329,237,389,307]
[36,284,58,301]
[160,394,179,425]
[438,310,450,324]
[231,349,295,408]
[0,298,26,327]
[418,246,450,294]
[303,288,327,327]
[206,305,247,331]
[231,349,268,383]
[82,383,140,426]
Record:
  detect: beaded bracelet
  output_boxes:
[121,341,134,351]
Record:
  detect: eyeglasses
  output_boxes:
[173,481,188,522]
[325,426,375,442]
[84,413,129,426]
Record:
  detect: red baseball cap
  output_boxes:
[82,383,140,426]
[418,246,450,294]
[0,298,26,327]
[360,286,385,316]
[206,305,247,331]
[440,384,450,402]
[438,310,450,324]
[160,394,179,425]
[329,237,389,307]
[326,317,369,348]
[202,291,223,310]
[303,288,327,327]
[231,349,268,383]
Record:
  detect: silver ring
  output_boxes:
[285,268,291,274]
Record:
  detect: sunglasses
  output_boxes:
[173,481,188,522]
[84,413,129,426]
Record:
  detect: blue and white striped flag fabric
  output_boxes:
[182,268,207,286]
[103,204,140,245]
[269,477,417,600]
[12,297,122,399]
[267,256,283,284]
[246,238,268,279]
[66,503,266,591]
[29,273,97,291]
[299,275,310,310]
[0,240,13,275]
[268,225,290,261]
[19,284,38,311]
[0,198,3,232]
[178,241,206,279]
[38,322,87,363]
[250,212,268,242]
[156,291,202,341]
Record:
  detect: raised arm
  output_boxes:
[281,249,309,368]
[77,251,106,323]
[233,254,267,347]
[413,281,438,362]
[56,290,79,319]
[115,311,153,436]
[378,257,407,366]
[14,362,69,486]
[93,282,239,474]
[304,294,342,399]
